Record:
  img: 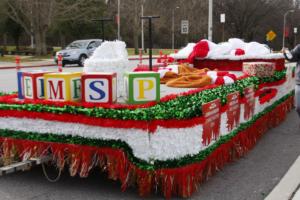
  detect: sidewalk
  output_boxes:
[266,156,300,200]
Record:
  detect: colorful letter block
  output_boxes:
[124,72,160,104]
[44,72,82,102]
[82,72,117,104]
[22,71,49,100]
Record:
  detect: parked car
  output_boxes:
[55,39,102,67]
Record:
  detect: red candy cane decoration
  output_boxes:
[58,54,63,72]
[15,56,21,71]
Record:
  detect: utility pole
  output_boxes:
[141,16,160,71]
[117,0,121,40]
[141,0,145,52]
[294,27,298,47]
[172,6,180,50]
[208,0,213,41]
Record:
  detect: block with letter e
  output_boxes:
[124,72,160,104]
[44,72,82,102]
[82,72,117,104]
[22,71,50,100]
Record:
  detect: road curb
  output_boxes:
[265,156,300,200]
[0,64,56,70]
[0,57,159,70]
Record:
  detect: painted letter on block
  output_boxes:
[124,72,160,104]
[82,72,117,104]
[47,79,65,100]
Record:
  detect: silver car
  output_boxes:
[55,39,102,67]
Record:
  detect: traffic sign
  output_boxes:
[220,13,225,23]
[181,20,189,34]
[266,30,276,41]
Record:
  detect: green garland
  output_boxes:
[0,71,286,121]
[0,91,293,170]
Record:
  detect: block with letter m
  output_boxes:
[44,72,82,102]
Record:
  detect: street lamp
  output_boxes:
[172,6,180,50]
[283,10,294,48]
[92,18,113,41]
[141,16,160,71]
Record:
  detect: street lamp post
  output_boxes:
[141,0,145,52]
[283,10,294,48]
[294,27,298,46]
[117,0,121,40]
[141,16,160,71]
[92,18,113,41]
[172,6,180,50]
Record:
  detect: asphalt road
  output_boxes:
[0,65,299,200]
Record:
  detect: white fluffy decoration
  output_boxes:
[228,38,246,50]
[170,38,283,60]
[244,42,270,56]
[206,71,235,85]
[208,42,233,58]
[83,41,132,97]
[0,117,205,161]
[170,43,195,59]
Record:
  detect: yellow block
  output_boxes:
[44,72,82,102]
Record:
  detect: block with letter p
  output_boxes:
[44,72,82,102]
[22,71,50,100]
[124,72,160,104]
[82,72,117,104]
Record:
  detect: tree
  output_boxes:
[214,0,294,46]
[5,18,24,50]
[4,0,98,55]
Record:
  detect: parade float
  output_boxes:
[0,39,296,199]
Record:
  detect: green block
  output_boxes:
[124,72,160,104]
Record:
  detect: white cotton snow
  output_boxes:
[244,42,270,56]
[83,41,132,97]
[170,38,283,60]
[170,43,196,59]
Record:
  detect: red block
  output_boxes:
[81,72,117,104]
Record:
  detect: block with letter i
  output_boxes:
[124,72,160,104]
[82,72,117,104]
[22,71,49,100]
[44,72,82,102]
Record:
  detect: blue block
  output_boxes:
[17,71,24,99]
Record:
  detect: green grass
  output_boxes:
[127,48,177,56]
[0,55,53,62]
